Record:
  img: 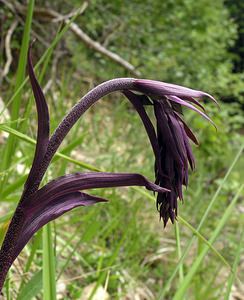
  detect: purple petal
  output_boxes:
[166,95,216,129]
[164,113,187,200]
[134,79,218,105]
[13,192,106,262]
[122,90,162,174]
[174,112,199,145]
[167,113,188,169]
[175,117,196,171]
[182,97,206,111]
[153,101,184,167]
[183,133,195,171]
[25,47,50,189]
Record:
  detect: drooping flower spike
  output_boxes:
[124,81,217,226]
[0,45,216,292]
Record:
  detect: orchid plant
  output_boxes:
[0,47,217,292]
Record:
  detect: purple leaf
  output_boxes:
[13,192,106,263]
[11,172,169,261]
[25,47,50,189]
[29,172,169,207]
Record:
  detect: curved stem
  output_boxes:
[31,78,135,191]
[0,78,135,292]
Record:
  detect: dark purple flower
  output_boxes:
[7,51,169,261]
[0,46,216,292]
[124,79,217,226]
[0,49,170,291]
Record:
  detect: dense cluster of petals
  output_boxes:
[125,79,216,226]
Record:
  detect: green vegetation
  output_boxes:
[0,0,243,299]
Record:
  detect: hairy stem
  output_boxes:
[0,78,135,292]
[31,78,135,190]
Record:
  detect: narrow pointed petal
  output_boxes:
[184,136,195,170]
[123,90,162,174]
[25,47,50,189]
[166,95,216,128]
[176,119,196,171]
[13,192,106,263]
[154,101,183,167]
[134,79,218,105]
[182,97,206,111]
[167,113,188,168]
[174,112,199,145]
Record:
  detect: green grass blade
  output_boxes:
[1,175,28,199]
[178,215,231,270]
[56,211,100,280]
[134,186,231,275]
[5,276,10,300]
[17,231,42,296]
[158,143,244,299]
[17,270,42,300]
[0,124,100,171]
[134,186,231,274]
[52,133,87,163]
[175,222,184,283]
[87,225,129,300]
[224,228,244,300]
[173,184,244,300]
[43,224,56,300]
[0,0,35,192]
[0,212,13,224]
[9,0,35,124]
[197,144,244,229]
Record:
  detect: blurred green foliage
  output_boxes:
[2,0,243,99]
[0,0,243,299]
[78,0,236,91]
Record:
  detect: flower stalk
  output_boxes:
[0,46,216,293]
[0,78,142,291]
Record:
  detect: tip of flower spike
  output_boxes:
[133,79,219,109]
[203,92,219,107]
[167,95,217,130]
